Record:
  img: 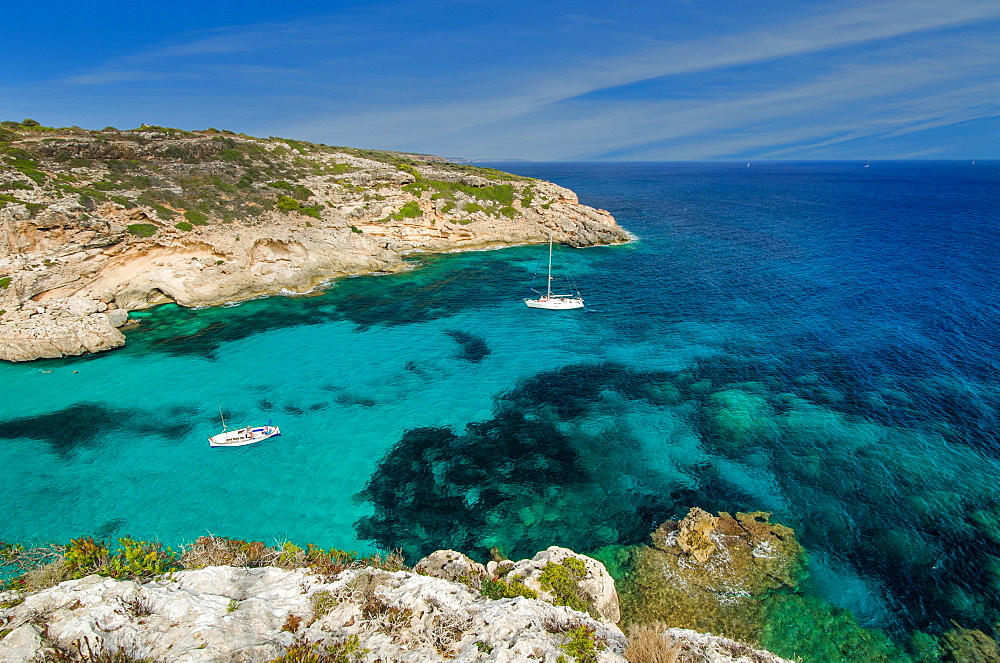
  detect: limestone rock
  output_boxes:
[0,625,42,663]
[504,546,621,625]
[675,507,719,564]
[415,550,488,584]
[660,628,796,663]
[0,565,628,663]
[0,299,126,362]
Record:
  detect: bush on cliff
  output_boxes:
[126,223,158,237]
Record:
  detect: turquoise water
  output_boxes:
[2,162,999,640]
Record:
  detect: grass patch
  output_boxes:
[175,221,193,231]
[0,276,10,289]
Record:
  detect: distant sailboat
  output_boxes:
[524,235,584,310]
[864,161,870,168]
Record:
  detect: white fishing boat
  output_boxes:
[209,406,280,447]
[524,235,584,310]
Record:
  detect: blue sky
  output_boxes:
[2,1,997,160]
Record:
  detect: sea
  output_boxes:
[1,161,998,653]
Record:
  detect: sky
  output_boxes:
[2,0,998,160]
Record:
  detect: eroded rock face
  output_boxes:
[0,297,128,362]
[620,508,804,643]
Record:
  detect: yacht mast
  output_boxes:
[546,235,554,298]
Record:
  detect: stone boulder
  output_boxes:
[414,550,488,584]
[0,301,126,362]
[502,546,621,625]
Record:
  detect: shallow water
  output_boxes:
[2,161,998,639]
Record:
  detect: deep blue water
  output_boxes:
[1,161,998,640]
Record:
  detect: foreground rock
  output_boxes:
[0,558,795,663]
[0,122,631,361]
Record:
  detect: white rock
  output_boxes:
[506,546,621,625]
[0,624,43,663]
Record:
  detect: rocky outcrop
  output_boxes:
[0,563,629,663]
[0,297,128,362]
[0,124,632,361]
[0,557,796,663]
[619,508,805,644]
[502,546,621,626]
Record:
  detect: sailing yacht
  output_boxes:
[524,235,584,310]
[209,405,281,447]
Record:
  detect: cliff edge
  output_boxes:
[0,121,630,361]
[0,545,793,663]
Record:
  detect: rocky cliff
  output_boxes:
[0,545,793,663]
[0,121,630,361]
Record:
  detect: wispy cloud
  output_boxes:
[283,0,999,158]
[23,0,1000,158]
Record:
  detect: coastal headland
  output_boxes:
[0,120,630,362]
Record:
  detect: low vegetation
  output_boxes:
[0,535,406,594]
[0,119,528,233]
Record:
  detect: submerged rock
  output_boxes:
[619,507,805,643]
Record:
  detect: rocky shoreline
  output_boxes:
[0,122,630,362]
[0,540,792,663]
[4,508,997,662]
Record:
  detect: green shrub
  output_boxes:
[175,221,193,231]
[397,201,421,218]
[539,559,591,614]
[65,536,110,577]
[105,537,179,581]
[20,118,40,127]
[0,180,32,191]
[560,625,599,663]
[299,206,321,220]
[277,195,301,211]
[184,209,209,225]
[311,590,338,619]
[349,225,363,234]
[273,634,367,663]
[480,577,538,600]
[268,181,314,200]
[153,204,177,219]
[127,223,158,237]
[0,276,10,289]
